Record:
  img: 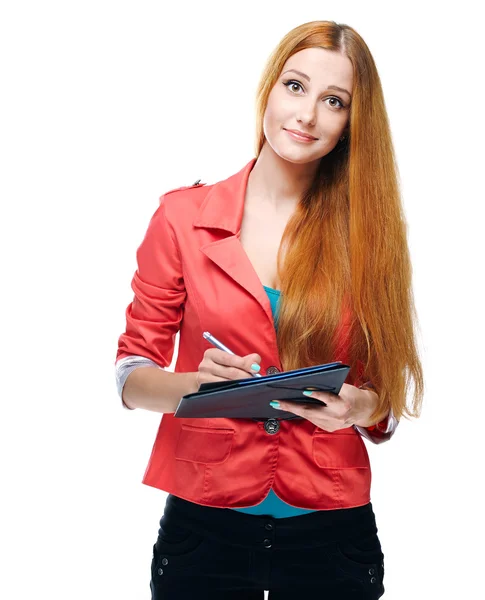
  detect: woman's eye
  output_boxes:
[326,97,344,109]
[283,80,303,94]
[283,80,345,109]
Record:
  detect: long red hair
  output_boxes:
[254,20,424,424]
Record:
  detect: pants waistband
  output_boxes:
[161,494,378,551]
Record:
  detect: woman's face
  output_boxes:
[263,47,353,165]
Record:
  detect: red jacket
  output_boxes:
[116,158,393,510]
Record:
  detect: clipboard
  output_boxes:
[174,362,351,420]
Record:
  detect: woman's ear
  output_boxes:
[339,125,350,142]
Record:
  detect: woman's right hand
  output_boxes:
[195,348,262,389]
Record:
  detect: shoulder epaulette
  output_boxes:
[163,179,207,196]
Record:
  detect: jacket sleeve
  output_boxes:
[115,195,187,408]
[353,405,399,445]
[115,355,162,410]
[352,360,400,444]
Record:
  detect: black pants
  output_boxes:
[150,494,386,599]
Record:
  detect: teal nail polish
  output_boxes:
[251,363,261,372]
[303,391,313,396]
[269,401,281,409]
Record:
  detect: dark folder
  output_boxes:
[174,362,350,421]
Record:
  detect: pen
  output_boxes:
[202,331,263,378]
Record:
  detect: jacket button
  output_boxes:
[266,366,280,375]
[264,419,280,434]
[265,523,274,530]
[263,538,272,548]
[368,568,375,575]
[162,558,168,566]
[370,577,377,584]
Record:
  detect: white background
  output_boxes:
[1,1,484,598]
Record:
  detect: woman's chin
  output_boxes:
[279,150,322,166]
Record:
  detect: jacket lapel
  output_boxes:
[193,158,274,324]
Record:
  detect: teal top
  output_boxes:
[230,285,317,518]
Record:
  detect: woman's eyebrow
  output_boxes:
[281,69,351,99]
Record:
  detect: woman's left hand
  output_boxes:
[269,383,378,431]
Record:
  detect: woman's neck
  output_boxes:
[247,142,320,211]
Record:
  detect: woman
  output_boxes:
[115,20,424,599]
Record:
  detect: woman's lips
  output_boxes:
[284,129,317,143]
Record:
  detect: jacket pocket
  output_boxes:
[312,431,369,469]
[174,424,235,465]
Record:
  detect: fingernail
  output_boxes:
[251,363,261,372]
[269,401,281,409]
[302,391,313,396]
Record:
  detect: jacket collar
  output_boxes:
[192,158,281,351]
[193,158,257,233]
